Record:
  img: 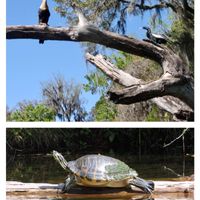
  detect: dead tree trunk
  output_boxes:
[85,53,193,121]
[6,24,194,120]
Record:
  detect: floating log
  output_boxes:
[7,181,194,200]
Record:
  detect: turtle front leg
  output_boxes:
[61,174,76,193]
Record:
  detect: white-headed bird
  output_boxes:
[38,0,50,44]
[143,27,167,45]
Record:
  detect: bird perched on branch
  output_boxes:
[143,27,167,44]
[38,0,50,44]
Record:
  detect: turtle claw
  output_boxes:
[56,182,71,194]
[56,183,65,194]
[61,182,70,193]
[60,175,75,193]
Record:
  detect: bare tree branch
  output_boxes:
[152,97,193,121]
[86,53,193,120]
[118,0,177,12]
[108,76,192,105]
[6,25,189,76]
[163,128,189,148]
[7,25,164,64]
[6,24,194,115]
[85,53,143,86]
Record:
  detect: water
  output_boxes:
[6,153,194,200]
[7,153,194,182]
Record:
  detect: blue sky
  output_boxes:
[6,0,168,113]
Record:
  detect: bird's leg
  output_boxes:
[39,22,46,26]
[61,174,76,193]
[44,24,49,30]
[38,23,49,34]
[39,22,49,28]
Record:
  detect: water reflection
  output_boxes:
[6,153,194,200]
[7,153,194,183]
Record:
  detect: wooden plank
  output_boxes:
[6,181,194,200]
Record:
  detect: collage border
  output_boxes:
[1,0,199,199]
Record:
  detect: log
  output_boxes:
[6,181,194,200]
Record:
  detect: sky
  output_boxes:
[6,0,168,114]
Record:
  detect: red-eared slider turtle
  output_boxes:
[53,150,154,193]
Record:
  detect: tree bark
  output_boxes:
[85,53,193,121]
[6,24,194,119]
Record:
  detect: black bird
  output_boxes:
[143,26,167,44]
[38,0,50,44]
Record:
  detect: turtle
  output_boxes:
[53,150,154,193]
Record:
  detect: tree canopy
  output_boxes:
[7,101,55,122]
[42,76,88,122]
[7,128,194,155]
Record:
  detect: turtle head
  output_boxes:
[53,150,68,171]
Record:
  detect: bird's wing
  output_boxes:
[152,33,165,39]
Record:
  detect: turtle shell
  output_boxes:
[67,154,138,186]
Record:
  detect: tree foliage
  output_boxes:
[54,0,128,33]
[83,70,109,95]
[53,0,193,33]
[7,101,55,122]
[42,75,87,121]
[7,128,194,155]
[168,15,194,71]
[92,96,117,121]
[145,104,171,121]
[7,128,65,153]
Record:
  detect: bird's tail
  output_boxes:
[131,177,154,193]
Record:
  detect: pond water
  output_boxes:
[7,153,194,183]
[6,153,194,200]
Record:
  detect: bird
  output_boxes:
[143,27,167,44]
[38,0,50,44]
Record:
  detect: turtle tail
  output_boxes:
[53,150,68,171]
[130,177,154,193]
